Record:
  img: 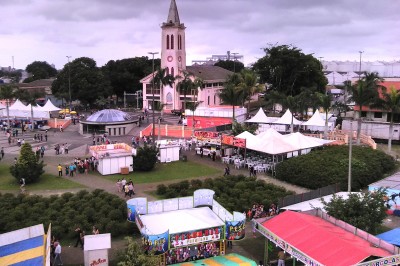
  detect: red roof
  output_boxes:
[354,80,400,112]
[261,211,392,266]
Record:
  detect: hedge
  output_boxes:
[275,146,396,190]
[156,175,294,212]
[0,189,135,240]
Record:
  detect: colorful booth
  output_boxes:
[126,189,246,265]
[172,253,257,266]
[89,143,133,175]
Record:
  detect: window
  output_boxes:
[171,35,174,49]
[208,96,210,105]
[214,94,216,105]
[171,67,174,77]
[166,67,169,75]
[361,111,367,117]
[178,35,182,50]
[374,112,382,118]
[166,35,170,49]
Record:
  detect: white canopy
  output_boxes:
[255,134,297,155]
[236,131,262,151]
[302,110,326,127]
[9,99,29,111]
[42,99,61,111]
[245,108,272,123]
[270,109,302,125]
[282,132,332,150]
[4,99,49,119]
[0,103,6,110]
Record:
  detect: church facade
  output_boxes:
[140,0,232,112]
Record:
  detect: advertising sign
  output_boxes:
[142,230,169,255]
[170,227,222,248]
[221,135,246,148]
[194,131,220,143]
[226,220,246,240]
[127,205,136,222]
[165,242,221,265]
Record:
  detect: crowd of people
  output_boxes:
[57,157,99,177]
[116,178,135,198]
[247,203,280,219]
[166,242,220,265]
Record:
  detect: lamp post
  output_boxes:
[348,120,353,192]
[231,52,238,73]
[358,51,364,79]
[66,56,72,111]
[148,52,158,146]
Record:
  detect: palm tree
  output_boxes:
[381,85,400,153]
[176,71,202,111]
[0,85,16,130]
[348,72,383,144]
[219,74,243,122]
[281,95,299,133]
[318,93,332,139]
[237,69,264,114]
[15,89,45,131]
[150,67,176,112]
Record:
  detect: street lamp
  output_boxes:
[231,52,239,73]
[148,52,159,146]
[66,56,72,111]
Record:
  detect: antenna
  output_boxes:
[12,56,14,70]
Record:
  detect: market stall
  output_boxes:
[155,140,180,163]
[126,189,246,265]
[194,131,222,157]
[89,143,133,175]
[84,233,111,266]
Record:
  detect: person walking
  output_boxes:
[57,164,63,177]
[45,133,48,141]
[19,177,26,193]
[1,147,4,159]
[53,241,62,266]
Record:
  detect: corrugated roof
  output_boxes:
[18,79,55,88]
[186,65,233,82]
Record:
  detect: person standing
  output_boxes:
[57,164,63,177]
[92,226,99,235]
[74,227,84,248]
[277,249,285,266]
[53,241,62,266]
[1,147,4,159]
[45,133,48,141]
[65,144,69,154]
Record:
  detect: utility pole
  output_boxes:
[148,52,159,146]
[231,52,239,73]
[348,120,353,192]
[358,51,364,80]
[66,56,72,111]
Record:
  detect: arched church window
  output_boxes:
[178,35,181,50]
[166,92,173,103]
[166,67,169,75]
[171,67,175,76]
[171,35,174,49]
[166,35,170,49]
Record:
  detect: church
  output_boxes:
[140,0,233,112]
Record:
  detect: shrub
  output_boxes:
[275,146,396,190]
[10,143,45,183]
[132,144,157,171]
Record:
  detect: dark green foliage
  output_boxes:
[214,60,244,73]
[155,175,293,212]
[275,146,396,190]
[10,143,45,183]
[132,145,158,171]
[24,61,57,83]
[0,190,132,239]
[232,121,258,135]
[321,189,387,234]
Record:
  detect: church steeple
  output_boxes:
[166,0,181,25]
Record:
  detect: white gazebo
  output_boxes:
[302,109,334,131]
[245,108,272,123]
[270,109,302,126]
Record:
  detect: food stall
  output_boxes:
[194,131,222,157]
[155,140,180,163]
[89,143,133,175]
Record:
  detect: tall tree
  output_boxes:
[117,237,159,266]
[219,74,243,122]
[10,143,45,184]
[348,72,383,144]
[149,67,176,111]
[24,61,57,83]
[101,57,158,99]
[0,85,17,129]
[51,57,112,107]
[318,93,333,139]
[381,85,400,153]
[214,60,244,73]
[176,71,204,111]
[252,44,327,96]
[237,69,264,114]
[321,189,387,234]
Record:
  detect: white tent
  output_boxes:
[302,110,326,127]
[245,108,272,123]
[42,99,61,111]
[0,103,6,110]
[282,132,332,150]
[9,99,28,111]
[270,109,302,125]
[257,127,282,139]
[255,134,297,155]
[236,131,262,151]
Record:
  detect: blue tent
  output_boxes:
[376,228,400,246]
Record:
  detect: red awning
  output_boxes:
[261,211,392,266]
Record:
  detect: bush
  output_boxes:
[0,190,128,240]
[275,146,396,190]
[155,175,293,212]
[132,144,157,171]
[10,143,45,184]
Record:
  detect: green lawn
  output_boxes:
[0,164,85,190]
[99,161,220,184]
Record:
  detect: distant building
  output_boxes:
[140,0,233,112]
[192,51,244,66]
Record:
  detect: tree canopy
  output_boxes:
[51,57,112,107]
[321,189,387,234]
[214,60,244,73]
[252,44,327,96]
[101,57,158,98]
[24,61,57,83]
[10,143,45,184]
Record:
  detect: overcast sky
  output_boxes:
[0,0,399,70]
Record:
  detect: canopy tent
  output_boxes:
[256,128,282,139]
[41,99,61,111]
[270,109,302,125]
[254,134,297,155]
[3,99,49,119]
[376,228,400,246]
[9,99,29,111]
[259,211,393,266]
[0,103,6,110]
[245,108,272,123]
[302,110,326,127]
[282,132,332,150]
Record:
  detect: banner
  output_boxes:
[127,204,136,222]
[195,131,221,144]
[142,230,169,255]
[226,220,246,240]
[170,227,223,248]
[221,135,246,148]
[165,242,221,264]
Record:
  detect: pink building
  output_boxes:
[140,0,232,112]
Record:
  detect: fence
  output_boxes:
[140,124,193,138]
[277,183,341,208]
[305,129,377,149]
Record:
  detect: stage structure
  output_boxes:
[126,189,246,265]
